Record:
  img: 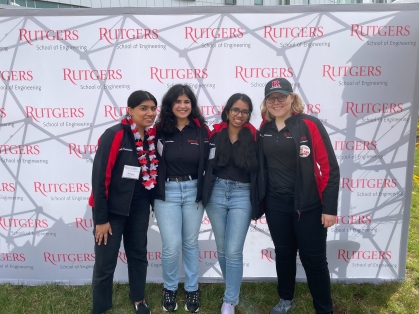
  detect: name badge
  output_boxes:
[122,165,141,180]
[209,147,216,160]
[157,139,163,156]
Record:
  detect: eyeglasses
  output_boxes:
[230,108,250,117]
[266,94,288,104]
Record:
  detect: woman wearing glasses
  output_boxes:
[202,93,262,314]
[259,78,339,314]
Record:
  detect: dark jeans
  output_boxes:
[265,196,333,314]
[91,201,150,314]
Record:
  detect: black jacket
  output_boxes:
[88,120,151,224]
[202,124,263,220]
[259,114,340,215]
[153,118,209,203]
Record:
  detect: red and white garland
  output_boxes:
[126,116,158,190]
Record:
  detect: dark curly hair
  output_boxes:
[155,84,206,133]
[213,93,258,172]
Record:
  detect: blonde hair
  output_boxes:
[260,93,304,122]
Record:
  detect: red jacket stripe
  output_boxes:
[303,119,331,204]
[105,129,124,199]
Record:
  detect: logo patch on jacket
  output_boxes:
[299,145,310,158]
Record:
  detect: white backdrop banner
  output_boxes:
[0,4,419,285]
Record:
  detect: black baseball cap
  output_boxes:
[264,78,293,98]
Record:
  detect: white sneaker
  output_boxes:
[221,302,235,314]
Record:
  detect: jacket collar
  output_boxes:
[211,121,257,141]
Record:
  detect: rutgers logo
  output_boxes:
[104,105,128,121]
[99,28,158,44]
[63,69,122,85]
[264,26,324,42]
[338,250,391,262]
[345,102,402,118]
[261,249,275,262]
[351,24,410,41]
[150,67,208,84]
[199,250,217,262]
[75,218,93,231]
[304,104,321,114]
[0,145,40,155]
[0,183,15,192]
[235,67,293,83]
[69,144,98,158]
[336,215,372,225]
[148,251,162,261]
[34,182,91,197]
[0,70,33,81]
[322,65,381,81]
[333,140,377,151]
[0,253,26,262]
[0,217,48,231]
[118,251,128,264]
[185,27,244,44]
[117,251,161,264]
[271,80,280,88]
[43,252,95,265]
[341,178,397,192]
[26,107,84,122]
[19,29,79,45]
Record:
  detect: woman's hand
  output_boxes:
[322,214,336,228]
[95,222,112,245]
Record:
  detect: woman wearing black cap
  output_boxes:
[259,78,339,314]
[89,90,158,314]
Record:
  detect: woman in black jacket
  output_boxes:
[89,90,158,314]
[202,93,261,314]
[259,78,339,314]
[153,84,209,313]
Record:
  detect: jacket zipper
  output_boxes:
[286,120,301,216]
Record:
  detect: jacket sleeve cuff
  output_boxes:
[94,219,109,225]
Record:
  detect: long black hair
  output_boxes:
[213,93,258,172]
[155,84,206,133]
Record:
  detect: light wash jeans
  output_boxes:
[154,179,204,292]
[205,177,252,305]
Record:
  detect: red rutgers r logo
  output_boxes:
[272,80,280,87]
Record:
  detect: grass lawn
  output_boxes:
[1,155,419,314]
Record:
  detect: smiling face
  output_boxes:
[266,92,294,120]
[172,94,192,121]
[226,99,250,129]
[127,100,157,129]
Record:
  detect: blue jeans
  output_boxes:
[154,179,204,292]
[205,177,252,305]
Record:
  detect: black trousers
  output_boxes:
[91,201,150,314]
[265,196,333,314]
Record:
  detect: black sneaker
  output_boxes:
[162,288,178,312]
[134,300,150,314]
[184,290,200,313]
[270,299,296,314]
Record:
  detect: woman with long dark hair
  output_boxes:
[202,93,262,314]
[259,78,339,314]
[153,84,209,313]
[89,90,158,314]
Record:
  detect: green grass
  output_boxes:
[2,155,419,314]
